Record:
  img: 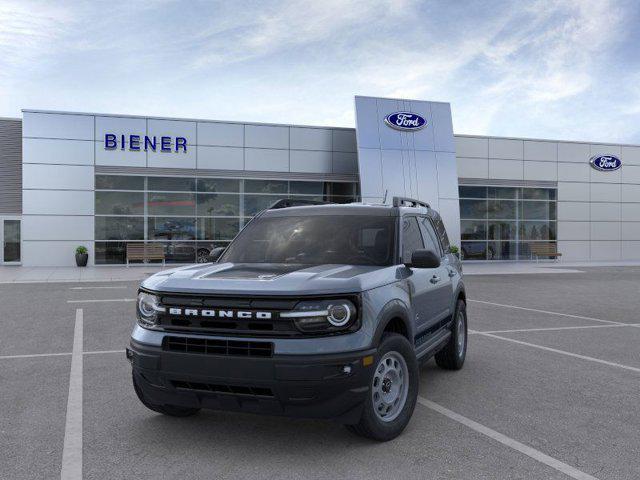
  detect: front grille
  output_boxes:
[163,336,273,357]
[171,380,274,397]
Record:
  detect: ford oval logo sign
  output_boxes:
[590,155,622,172]
[384,112,427,131]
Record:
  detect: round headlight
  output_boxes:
[327,303,352,327]
[137,292,164,327]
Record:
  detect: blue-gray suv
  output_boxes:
[128,197,467,441]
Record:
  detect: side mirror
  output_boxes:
[208,246,226,263]
[407,249,440,269]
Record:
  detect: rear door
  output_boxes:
[418,216,453,331]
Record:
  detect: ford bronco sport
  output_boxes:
[128,197,467,441]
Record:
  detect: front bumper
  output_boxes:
[128,338,376,424]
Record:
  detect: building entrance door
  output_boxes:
[1,217,21,264]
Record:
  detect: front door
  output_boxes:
[1,218,21,264]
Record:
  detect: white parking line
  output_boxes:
[66,298,135,304]
[61,309,83,480]
[471,323,640,335]
[83,349,125,355]
[418,397,599,480]
[69,286,129,290]
[0,351,71,360]
[0,349,126,360]
[469,299,624,326]
[475,331,640,373]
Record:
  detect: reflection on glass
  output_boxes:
[488,241,517,260]
[95,241,127,264]
[244,195,280,216]
[244,180,287,194]
[523,188,556,200]
[520,222,556,240]
[96,192,144,215]
[487,187,518,199]
[95,217,144,240]
[290,181,325,195]
[488,200,516,219]
[148,217,196,240]
[147,193,196,216]
[197,218,240,240]
[196,178,240,193]
[458,186,487,198]
[488,221,516,240]
[520,201,556,220]
[147,177,196,192]
[461,220,487,240]
[95,175,144,190]
[3,220,20,262]
[196,193,240,216]
[460,199,487,219]
[461,241,487,260]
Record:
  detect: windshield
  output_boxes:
[220,215,396,266]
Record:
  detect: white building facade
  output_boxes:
[0,95,637,266]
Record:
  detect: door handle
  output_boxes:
[430,275,441,284]
[447,268,456,277]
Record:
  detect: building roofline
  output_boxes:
[20,109,355,131]
[0,116,21,122]
[354,95,450,105]
[454,133,640,148]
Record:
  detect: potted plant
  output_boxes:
[449,245,460,259]
[75,246,88,267]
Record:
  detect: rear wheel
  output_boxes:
[196,248,210,263]
[346,333,418,441]
[435,299,467,370]
[132,372,200,417]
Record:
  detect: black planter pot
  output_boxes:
[75,253,88,267]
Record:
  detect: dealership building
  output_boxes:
[0,95,639,267]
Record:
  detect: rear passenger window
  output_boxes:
[432,214,451,253]
[419,217,442,256]
[402,217,424,264]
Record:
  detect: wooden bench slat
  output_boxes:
[126,243,165,265]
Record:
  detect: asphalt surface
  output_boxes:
[1,266,639,479]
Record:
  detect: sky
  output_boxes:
[1,0,639,143]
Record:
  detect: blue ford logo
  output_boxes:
[384,112,427,131]
[590,155,621,171]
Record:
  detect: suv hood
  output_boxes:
[141,262,398,296]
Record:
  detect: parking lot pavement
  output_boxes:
[1,267,639,479]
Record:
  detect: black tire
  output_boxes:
[435,299,467,370]
[132,372,200,417]
[346,333,418,441]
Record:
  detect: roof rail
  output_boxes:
[392,196,430,209]
[268,198,330,210]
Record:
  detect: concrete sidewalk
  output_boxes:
[0,265,168,283]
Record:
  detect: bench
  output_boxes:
[529,243,562,262]
[126,243,165,266]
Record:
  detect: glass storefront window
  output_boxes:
[459,186,557,260]
[96,191,144,215]
[95,175,359,264]
[196,193,240,216]
[487,200,517,219]
[95,175,144,190]
[148,176,196,192]
[459,186,487,198]
[460,199,488,219]
[244,179,287,194]
[148,217,196,241]
[95,217,144,240]
[197,178,240,193]
[147,193,196,216]
[461,220,486,241]
[196,218,240,240]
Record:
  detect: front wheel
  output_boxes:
[346,333,418,441]
[435,299,467,370]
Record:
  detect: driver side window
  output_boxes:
[402,217,425,264]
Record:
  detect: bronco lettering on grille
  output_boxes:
[168,308,272,320]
